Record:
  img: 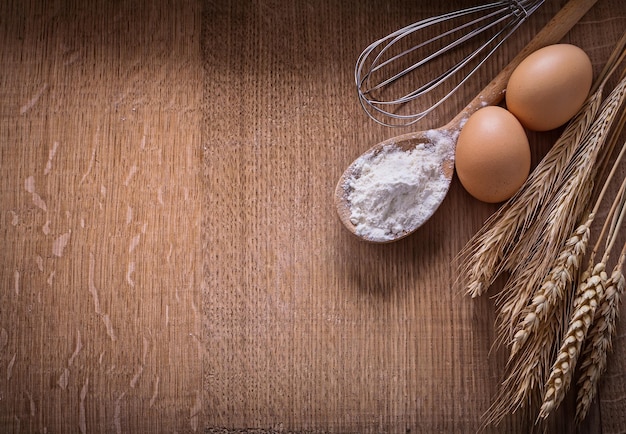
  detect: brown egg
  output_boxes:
[455,106,530,203]
[506,44,593,131]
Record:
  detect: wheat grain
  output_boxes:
[496,75,626,344]
[510,217,591,357]
[458,90,602,298]
[474,37,626,428]
[481,99,626,426]
[575,260,625,424]
[539,262,608,419]
[571,163,626,421]
[508,139,626,356]
[495,165,597,342]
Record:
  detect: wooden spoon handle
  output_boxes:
[452,0,599,125]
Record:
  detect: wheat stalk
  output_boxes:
[478,116,606,426]
[538,261,608,419]
[493,171,595,344]
[458,33,626,300]
[509,135,626,357]
[504,71,626,331]
[574,171,626,422]
[575,253,625,423]
[540,164,626,420]
[509,218,591,357]
[492,78,626,343]
[458,91,602,298]
[534,162,625,423]
[476,45,626,426]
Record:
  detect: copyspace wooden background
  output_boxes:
[202,0,626,432]
[1,0,625,433]
[1,0,204,433]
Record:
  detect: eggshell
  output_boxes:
[455,106,530,203]
[506,44,592,131]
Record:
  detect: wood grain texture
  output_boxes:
[1,0,204,432]
[202,0,625,433]
[0,0,624,433]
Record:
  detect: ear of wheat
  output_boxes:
[466,33,626,428]
[538,262,608,419]
[508,115,626,359]
[575,257,625,423]
[543,173,626,420]
[510,217,591,358]
[456,90,602,299]
[493,76,626,348]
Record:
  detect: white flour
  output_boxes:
[345,129,456,242]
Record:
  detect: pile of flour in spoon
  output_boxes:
[345,130,456,242]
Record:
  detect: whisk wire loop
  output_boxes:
[365,8,512,95]
[509,0,531,18]
[355,0,545,126]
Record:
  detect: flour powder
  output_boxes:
[345,129,456,242]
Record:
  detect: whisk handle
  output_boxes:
[455,0,598,125]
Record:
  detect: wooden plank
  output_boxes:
[202,0,625,433]
[0,0,204,432]
[1,0,624,432]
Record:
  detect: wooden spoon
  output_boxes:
[335,0,598,243]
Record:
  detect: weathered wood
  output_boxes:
[1,0,624,432]
[1,0,203,432]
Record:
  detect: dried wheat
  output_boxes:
[540,173,625,420]
[458,90,602,298]
[469,37,626,428]
[460,35,626,300]
[510,218,591,357]
[538,262,608,419]
[574,175,626,424]
[509,138,626,358]
[496,75,626,344]
[575,258,625,424]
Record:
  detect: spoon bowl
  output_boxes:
[335,0,597,243]
[334,126,458,243]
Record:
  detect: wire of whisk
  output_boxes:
[355,0,545,127]
[362,6,525,94]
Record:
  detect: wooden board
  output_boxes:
[1,0,625,433]
[0,0,204,432]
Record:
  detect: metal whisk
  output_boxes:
[356,0,545,126]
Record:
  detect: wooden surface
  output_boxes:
[1,1,204,433]
[1,0,625,433]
